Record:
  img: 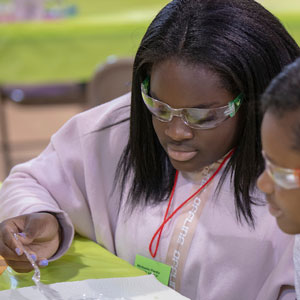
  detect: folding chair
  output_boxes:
[0,82,86,177]
[86,56,134,108]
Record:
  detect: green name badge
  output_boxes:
[134,254,171,286]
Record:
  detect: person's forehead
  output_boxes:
[262,111,300,167]
[151,59,222,88]
[149,59,232,108]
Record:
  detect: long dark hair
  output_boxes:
[116,0,300,226]
[261,57,300,150]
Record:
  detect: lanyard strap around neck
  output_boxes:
[149,149,234,258]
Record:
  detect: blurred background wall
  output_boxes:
[0,0,299,181]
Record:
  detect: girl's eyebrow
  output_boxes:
[150,90,220,109]
[265,151,300,170]
[264,152,297,170]
[264,152,279,165]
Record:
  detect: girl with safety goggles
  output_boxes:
[0,1,299,300]
[258,57,300,300]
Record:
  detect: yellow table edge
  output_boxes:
[0,235,145,290]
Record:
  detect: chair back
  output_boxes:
[1,82,85,105]
[86,57,134,108]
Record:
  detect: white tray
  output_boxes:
[0,274,190,300]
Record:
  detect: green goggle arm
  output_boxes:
[227,94,243,117]
[142,76,150,93]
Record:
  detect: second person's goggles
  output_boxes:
[262,151,300,190]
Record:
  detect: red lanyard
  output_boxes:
[149,149,234,258]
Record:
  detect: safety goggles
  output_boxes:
[262,151,300,190]
[141,77,242,130]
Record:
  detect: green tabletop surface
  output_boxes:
[0,235,145,290]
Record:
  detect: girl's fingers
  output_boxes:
[5,259,34,273]
[2,228,22,256]
[38,257,49,267]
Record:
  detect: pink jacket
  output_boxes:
[0,94,295,300]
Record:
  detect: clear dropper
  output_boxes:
[13,232,40,284]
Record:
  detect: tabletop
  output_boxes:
[0,235,145,290]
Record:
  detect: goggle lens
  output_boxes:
[141,78,242,130]
[263,154,300,190]
[142,93,172,121]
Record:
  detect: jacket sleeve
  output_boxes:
[0,93,131,260]
[0,140,75,260]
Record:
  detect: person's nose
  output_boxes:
[164,116,194,141]
[257,169,274,195]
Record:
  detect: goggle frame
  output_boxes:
[141,77,242,130]
[262,151,300,190]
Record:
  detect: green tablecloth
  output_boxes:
[0,235,145,290]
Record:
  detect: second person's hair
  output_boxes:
[261,56,300,151]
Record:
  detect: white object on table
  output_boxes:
[0,274,190,300]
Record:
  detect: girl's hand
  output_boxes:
[0,212,60,273]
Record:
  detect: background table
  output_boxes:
[0,235,145,290]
